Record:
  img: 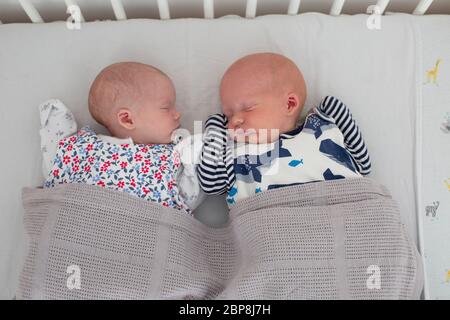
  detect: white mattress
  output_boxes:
[0,13,448,299]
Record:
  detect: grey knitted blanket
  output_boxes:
[17,177,423,299]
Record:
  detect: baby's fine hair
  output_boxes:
[88,61,166,127]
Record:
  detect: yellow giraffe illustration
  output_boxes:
[425,58,442,85]
[446,270,450,283]
[445,179,450,191]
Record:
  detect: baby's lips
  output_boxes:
[233,128,257,137]
[232,128,246,135]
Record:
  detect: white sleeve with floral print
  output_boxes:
[39,99,77,178]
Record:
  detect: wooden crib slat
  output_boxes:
[329,0,346,16]
[3,0,439,25]
[375,0,390,14]
[18,0,44,23]
[287,0,301,15]
[157,0,171,20]
[246,0,258,18]
[204,0,214,19]
[110,0,127,20]
[65,0,85,22]
[413,0,434,15]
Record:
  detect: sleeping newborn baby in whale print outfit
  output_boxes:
[42,62,204,214]
[197,53,371,205]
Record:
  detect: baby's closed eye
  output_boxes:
[244,104,257,111]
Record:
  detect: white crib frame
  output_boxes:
[0,0,437,24]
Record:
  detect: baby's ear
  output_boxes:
[117,108,135,130]
[286,93,300,115]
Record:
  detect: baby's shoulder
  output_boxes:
[55,126,96,151]
[76,126,97,139]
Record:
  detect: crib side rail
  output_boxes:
[0,0,442,24]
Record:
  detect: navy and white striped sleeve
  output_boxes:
[316,96,372,176]
[196,114,236,195]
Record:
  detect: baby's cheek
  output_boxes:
[163,117,175,132]
[248,117,265,131]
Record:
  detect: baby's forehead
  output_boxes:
[225,58,294,87]
[92,64,172,108]
[108,66,172,96]
[230,54,293,74]
[221,67,278,99]
[222,54,304,97]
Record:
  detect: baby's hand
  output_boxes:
[204,113,229,143]
[205,113,228,128]
[309,106,335,123]
[307,108,317,116]
[174,132,204,168]
[171,127,190,145]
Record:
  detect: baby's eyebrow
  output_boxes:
[238,101,256,109]
[161,100,175,107]
[223,103,246,115]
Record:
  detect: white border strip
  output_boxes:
[412,14,429,299]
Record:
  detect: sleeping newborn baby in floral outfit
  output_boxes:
[42,62,204,214]
[197,53,371,204]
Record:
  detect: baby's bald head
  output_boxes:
[88,62,179,144]
[220,53,307,143]
[88,62,170,130]
[220,52,307,112]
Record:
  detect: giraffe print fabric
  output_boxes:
[418,18,450,299]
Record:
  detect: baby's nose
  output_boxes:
[173,111,181,120]
[231,116,244,128]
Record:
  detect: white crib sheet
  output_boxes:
[0,13,448,299]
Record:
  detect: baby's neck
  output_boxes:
[281,120,301,135]
[97,134,134,145]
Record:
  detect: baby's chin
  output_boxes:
[147,126,182,145]
[232,131,279,144]
[138,133,173,145]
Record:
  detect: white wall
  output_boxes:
[0,0,449,23]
